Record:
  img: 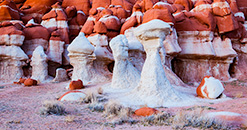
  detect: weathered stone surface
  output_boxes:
[31,46,49,82]
[173,31,237,83]
[52,68,69,82]
[22,19,49,56]
[68,32,109,85]
[20,0,57,23]
[109,35,140,89]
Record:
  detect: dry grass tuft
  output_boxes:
[39,100,67,116]
[65,115,75,122]
[83,91,97,104]
[172,109,228,129]
[234,92,243,98]
[142,112,173,126]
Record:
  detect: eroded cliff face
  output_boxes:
[0,0,247,85]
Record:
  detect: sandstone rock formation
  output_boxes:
[0,22,28,83]
[41,2,69,44]
[129,19,183,107]
[68,32,110,85]
[110,34,140,89]
[0,0,21,21]
[87,34,114,80]
[20,0,57,23]
[53,68,69,82]
[22,19,50,56]
[31,46,49,82]
[172,31,237,83]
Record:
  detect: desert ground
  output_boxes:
[0,79,247,130]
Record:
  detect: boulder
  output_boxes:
[58,91,86,101]
[69,79,84,90]
[134,107,158,117]
[196,76,224,99]
[24,78,38,86]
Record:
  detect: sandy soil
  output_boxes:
[0,80,247,130]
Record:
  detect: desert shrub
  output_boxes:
[39,100,67,116]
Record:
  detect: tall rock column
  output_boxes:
[131,19,183,107]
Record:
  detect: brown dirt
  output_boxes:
[0,80,247,130]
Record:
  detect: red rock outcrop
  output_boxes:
[21,19,50,56]
[20,0,57,23]
[41,2,69,44]
[0,0,21,21]
[62,0,90,16]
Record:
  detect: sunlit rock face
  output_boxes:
[0,21,28,83]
